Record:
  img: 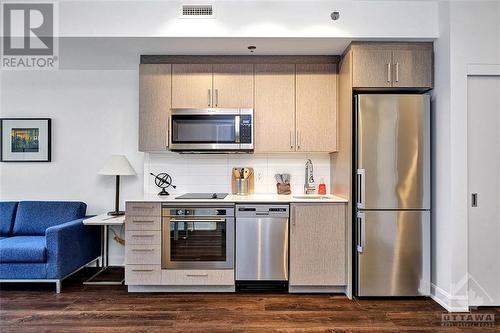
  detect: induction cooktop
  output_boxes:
[175,193,229,200]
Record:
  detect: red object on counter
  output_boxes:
[318,183,327,195]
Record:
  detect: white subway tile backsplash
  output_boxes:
[144,152,331,195]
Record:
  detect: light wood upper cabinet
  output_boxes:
[172,64,213,108]
[139,64,171,151]
[254,64,296,153]
[352,49,393,88]
[290,203,346,286]
[296,64,337,152]
[392,49,433,88]
[351,43,433,89]
[213,64,254,108]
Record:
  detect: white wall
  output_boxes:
[0,70,144,264]
[431,0,500,311]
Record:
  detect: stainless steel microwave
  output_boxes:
[169,108,254,152]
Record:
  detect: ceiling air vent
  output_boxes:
[179,4,215,18]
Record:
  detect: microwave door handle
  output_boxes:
[235,115,240,143]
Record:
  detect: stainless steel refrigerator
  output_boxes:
[355,94,431,297]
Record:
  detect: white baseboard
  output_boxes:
[431,283,469,312]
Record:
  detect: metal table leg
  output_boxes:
[84,225,124,285]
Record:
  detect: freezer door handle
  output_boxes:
[356,169,366,209]
[356,212,365,253]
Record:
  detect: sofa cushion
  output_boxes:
[13,201,87,236]
[0,263,47,279]
[0,236,47,263]
[0,202,18,236]
[0,236,9,240]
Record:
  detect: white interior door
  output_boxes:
[467,75,500,306]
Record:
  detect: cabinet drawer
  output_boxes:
[125,216,161,231]
[125,265,161,285]
[162,269,234,286]
[125,244,161,265]
[126,230,161,245]
[125,202,161,216]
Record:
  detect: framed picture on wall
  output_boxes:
[0,118,51,162]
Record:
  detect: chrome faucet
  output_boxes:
[304,159,316,194]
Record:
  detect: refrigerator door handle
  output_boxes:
[356,212,365,253]
[356,169,366,209]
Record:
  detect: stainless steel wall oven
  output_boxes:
[161,205,234,269]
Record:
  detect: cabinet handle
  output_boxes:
[387,63,391,83]
[291,206,296,233]
[208,89,211,107]
[186,274,209,277]
[215,89,219,107]
[290,130,294,150]
[132,205,155,210]
[166,117,170,148]
[131,248,155,252]
[132,220,155,223]
[395,63,399,83]
[131,269,154,272]
[132,234,155,238]
[297,130,301,150]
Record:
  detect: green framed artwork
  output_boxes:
[0,118,51,162]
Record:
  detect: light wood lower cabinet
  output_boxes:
[162,269,234,286]
[125,265,161,285]
[289,203,346,286]
[125,202,161,217]
[126,244,161,265]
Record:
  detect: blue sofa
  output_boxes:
[0,201,101,292]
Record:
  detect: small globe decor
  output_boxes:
[150,172,176,196]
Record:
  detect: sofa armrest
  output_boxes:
[45,218,101,279]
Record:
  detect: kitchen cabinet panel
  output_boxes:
[392,49,433,88]
[125,265,161,285]
[296,64,337,152]
[213,64,254,108]
[290,203,346,286]
[138,64,171,151]
[352,49,393,88]
[172,64,213,108]
[254,64,296,152]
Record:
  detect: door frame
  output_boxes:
[466,64,500,308]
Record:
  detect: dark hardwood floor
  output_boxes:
[0,268,498,332]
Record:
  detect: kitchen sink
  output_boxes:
[292,195,332,200]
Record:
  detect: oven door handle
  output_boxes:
[169,219,226,223]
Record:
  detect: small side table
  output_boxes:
[83,213,125,285]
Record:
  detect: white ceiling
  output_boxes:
[59,37,353,69]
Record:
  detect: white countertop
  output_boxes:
[127,193,348,204]
[83,213,125,226]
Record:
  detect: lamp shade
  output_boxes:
[98,154,136,176]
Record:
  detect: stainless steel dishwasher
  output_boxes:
[235,205,289,290]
